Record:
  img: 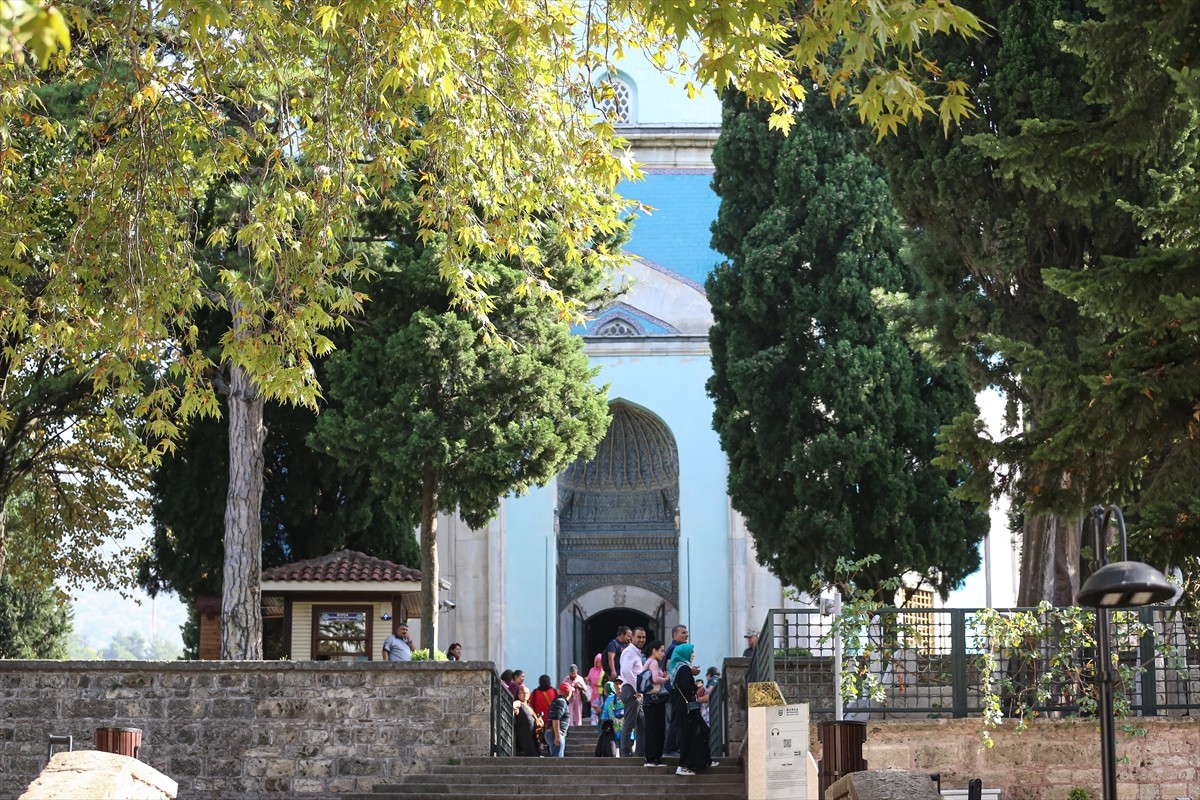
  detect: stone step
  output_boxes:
[354,789,746,800]
[420,766,741,782]
[449,756,735,769]
[365,747,748,800]
[388,778,744,793]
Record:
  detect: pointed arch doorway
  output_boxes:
[555,401,680,675]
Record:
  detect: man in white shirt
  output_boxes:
[618,627,647,758]
[382,622,413,662]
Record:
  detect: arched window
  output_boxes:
[595,317,638,336]
[597,76,633,124]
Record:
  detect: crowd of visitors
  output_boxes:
[503,623,722,776]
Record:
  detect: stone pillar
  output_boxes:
[723,656,750,757]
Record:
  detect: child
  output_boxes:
[594,718,618,758]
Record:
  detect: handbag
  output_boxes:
[673,671,701,713]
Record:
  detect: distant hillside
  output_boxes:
[68,585,188,652]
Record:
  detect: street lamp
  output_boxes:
[1074,505,1175,800]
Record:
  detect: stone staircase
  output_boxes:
[354,720,747,799]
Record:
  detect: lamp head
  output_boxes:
[1076,560,1176,608]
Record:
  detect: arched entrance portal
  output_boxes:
[559,585,676,679]
[555,401,681,676]
[582,608,653,672]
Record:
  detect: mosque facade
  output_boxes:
[430,57,801,677]
[430,57,1011,677]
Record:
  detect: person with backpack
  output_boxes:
[638,639,670,767]
[599,680,625,748]
[529,674,558,728]
[544,681,573,757]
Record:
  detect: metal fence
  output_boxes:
[490,672,515,756]
[746,606,1200,719]
[708,672,727,758]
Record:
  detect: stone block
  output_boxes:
[336,756,375,776]
[826,769,943,800]
[297,758,333,777]
[436,669,490,686]
[300,727,330,746]
[293,777,327,793]
[20,750,178,800]
[262,777,291,793]
[167,756,203,777]
[256,698,310,719]
[208,698,254,719]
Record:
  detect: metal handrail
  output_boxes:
[743,606,1200,719]
[708,672,727,758]
[490,672,515,757]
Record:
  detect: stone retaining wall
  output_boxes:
[0,660,495,798]
[859,717,1199,800]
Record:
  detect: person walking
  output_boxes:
[586,653,605,724]
[564,664,589,727]
[618,626,647,758]
[640,639,670,767]
[668,643,710,776]
[544,681,573,757]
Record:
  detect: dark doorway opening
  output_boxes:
[581,607,655,674]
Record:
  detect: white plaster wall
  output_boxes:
[611,259,714,334]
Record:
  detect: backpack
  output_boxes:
[635,666,654,695]
[637,665,670,702]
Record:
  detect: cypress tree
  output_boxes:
[707,97,988,599]
[873,0,1199,595]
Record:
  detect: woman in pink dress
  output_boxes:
[563,664,589,727]
[586,652,605,724]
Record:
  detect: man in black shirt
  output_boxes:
[605,626,632,682]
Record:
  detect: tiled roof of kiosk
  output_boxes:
[261,550,421,582]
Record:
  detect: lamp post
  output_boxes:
[1075,505,1176,800]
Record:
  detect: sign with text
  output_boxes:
[764,703,809,799]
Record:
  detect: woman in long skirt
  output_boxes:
[668,643,709,776]
[564,664,589,727]
[513,685,539,757]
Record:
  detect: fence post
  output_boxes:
[952,609,969,718]
[1139,606,1158,717]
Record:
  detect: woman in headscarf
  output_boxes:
[667,643,709,776]
[529,674,558,726]
[586,652,605,724]
[563,663,589,727]
[599,680,624,746]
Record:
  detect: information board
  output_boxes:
[763,703,809,799]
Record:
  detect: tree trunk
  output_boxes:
[419,469,439,655]
[1017,512,1082,607]
[0,501,8,580]
[222,361,265,660]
